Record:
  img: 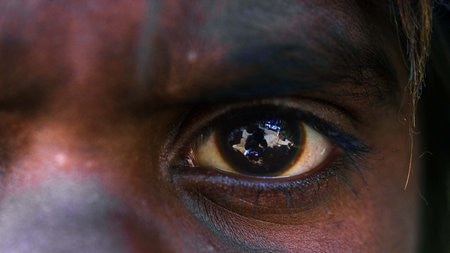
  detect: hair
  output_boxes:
[391,0,432,192]
[396,0,432,104]
[395,1,450,252]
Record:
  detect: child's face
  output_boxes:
[0,1,420,252]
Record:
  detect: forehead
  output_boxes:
[0,0,394,106]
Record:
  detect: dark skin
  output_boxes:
[0,0,420,252]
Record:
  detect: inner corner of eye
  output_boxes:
[190,119,333,178]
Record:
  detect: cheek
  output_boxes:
[339,112,418,252]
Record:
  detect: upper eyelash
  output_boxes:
[294,111,371,154]
[186,106,371,156]
[180,105,371,173]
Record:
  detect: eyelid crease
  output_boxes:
[263,98,360,133]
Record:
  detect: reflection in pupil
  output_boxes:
[221,119,302,176]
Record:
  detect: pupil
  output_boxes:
[219,118,302,176]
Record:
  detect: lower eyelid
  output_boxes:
[170,153,361,224]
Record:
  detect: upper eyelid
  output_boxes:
[161,97,370,172]
[208,107,369,155]
[173,97,361,143]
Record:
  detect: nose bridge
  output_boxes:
[14,120,98,177]
[5,111,134,196]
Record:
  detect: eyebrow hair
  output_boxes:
[142,37,398,109]
[210,42,396,101]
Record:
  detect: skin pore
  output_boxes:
[0,1,427,252]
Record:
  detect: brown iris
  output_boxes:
[217,119,304,177]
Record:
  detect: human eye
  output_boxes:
[195,115,331,178]
[165,98,370,222]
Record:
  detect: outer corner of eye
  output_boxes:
[190,118,334,179]
[282,123,333,177]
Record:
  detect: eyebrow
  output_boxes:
[144,38,397,109]
[139,2,400,108]
[204,42,396,102]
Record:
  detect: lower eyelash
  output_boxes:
[173,149,368,215]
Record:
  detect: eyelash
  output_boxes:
[167,101,371,216]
